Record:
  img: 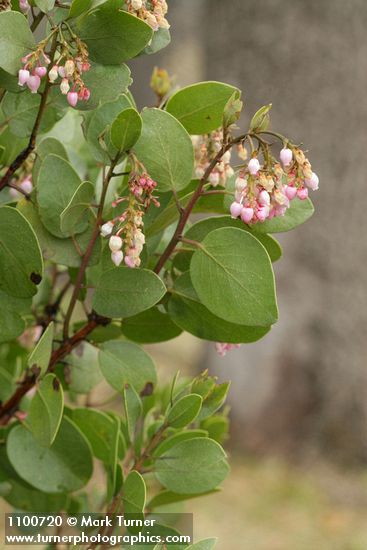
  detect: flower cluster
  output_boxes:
[229,146,319,224]
[215,343,241,357]
[126,0,170,30]
[18,32,91,107]
[193,130,234,186]
[100,173,159,268]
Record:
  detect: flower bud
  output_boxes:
[240,207,254,224]
[284,185,297,200]
[124,255,136,268]
[19,0,30,13]
[109,235,123,252]
[280,147,293,166]
[235,176,247,192]
[18,69,30,86]
[248,158,260,175]
[258,190,270,206]
[209,172,220,186]
[19,177,33,195]
[26,75,41,94]
[131,0,143,8]
[111,250,124,266]
[297,187,309,200]
[230,201,243,219]
[82,88,91,101]
[67,92,78,107]
[222,150,231,163]
[58,66,66,78]
[304,172,319,191]
[49,65,59,83]
[64,59,75,77]
[100,221,114,237]
[256,206,269,222]
[60,78,70,95]
[35,66,47,78]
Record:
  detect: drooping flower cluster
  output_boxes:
[215,342,241,357]
[18,30,91,107]
[126,0,170,30]
[229,146,319,224]
[100,172,159,268]
[193,130,234,186]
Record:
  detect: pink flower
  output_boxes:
[215,342,241,357]
[111,251,123,266]
[305,172,319,191]
[100,221,114,237]
[19,0,30,13]
[256,206,269,222]
[19,176,33,195]
[26,75,41,93]
[240,207,254,223]
[258,190,270,206]
[109,235,123,252]
[297,187,309,200]
[18,69,30,86]
[284,185,298,200]
[280,147,293,166]
[230,201,243,219]
[124,255,136,268]
[49,65,59,82]
[60,78,70,95]
[248,158,260,175]
[67,92,78,107]
[35,66,47,78]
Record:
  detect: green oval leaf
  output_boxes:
[92,267,166,318]
[167,394,202,428]
[0,12,35,74]
[7,417,93,494]
[60,181,94,235]
[168,272,270,343]
[166,81,240,134]
[134,108,194,192]
[78,9,153,65]
[0,206,43,298]
[110,108,142,152]
[27,321,54,376]
[66,342,102,394]
[37,154,83,238]
[123,384,143,442]
[76,63,132,111]
[121,307,182,344]
[190,227,278,326]
[123,471,146,514]
[26,374,64,447]
[155,437,229,495]
[99,340,157,393]
[0,290,30,343]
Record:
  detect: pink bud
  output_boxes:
[60,78,70,95]
[19,0,30,13]
[240,207,254,224]
[18,69,30,86]
[304,172,319,191]
[67,92,78,107]
[280,147,293,166]
[26,75,41,94]
[209,172,220,186]
[83,88,91,101]
[109,235,123,252]
[111,250,124,266]
[230,201,243,219]
[248,158,260,175]
[124,255,136,268]
[19,177,33,195]
[35,66,47,78]
[100,221,114,237]
[297,187,309,200]
[256,206,269,222]
[235,176,247,192]
[258,190,270,206]
[58,66,66,78]
[284,185,298,200]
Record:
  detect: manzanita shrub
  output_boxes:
[0,1,318,548]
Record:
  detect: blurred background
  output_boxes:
[130,1,367,548]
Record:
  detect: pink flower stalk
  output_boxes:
[18,69,30,86]
[280,147,293,166]
[67,92,78,107]
[248,158,260,175]
[26,75,41,93]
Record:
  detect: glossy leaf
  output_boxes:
[121,307,182,344]
[0,12,35,74]
[167,394,202,428]
[60,181,94,235]
[123,470,146,514]
[123,384,143,441]
[110,108,142,152]
[26,374,64,447]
